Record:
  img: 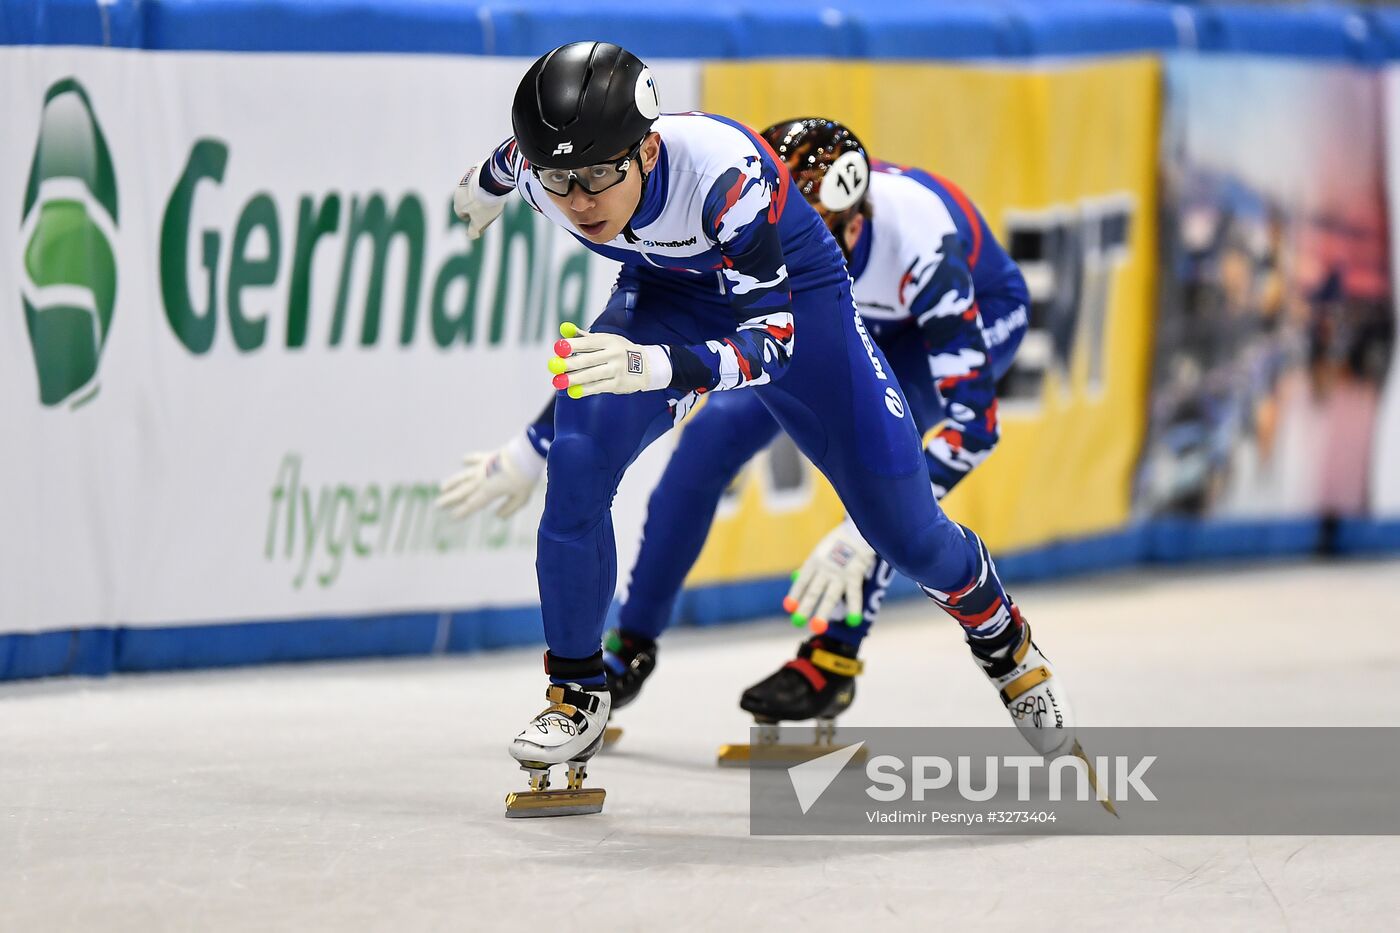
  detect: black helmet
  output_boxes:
[511,41,661,169]
[761,117,870,230]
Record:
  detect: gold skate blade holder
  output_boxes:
[717,742,869,768]
[504,787,606,818]
[602,726,624,748]
[717,732,868,768]
[1070,740,1118,818]
[718,718,865,768]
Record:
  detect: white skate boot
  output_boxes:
[972,620,1115,815]
[505,683,611,818]
[972,620,1074,756]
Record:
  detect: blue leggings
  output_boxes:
[541,279,1010,662]
[619,299,1026,648]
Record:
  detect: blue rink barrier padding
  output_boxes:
[7,0,1400,64]
[4,517,1396,682]
[1334,519,1400,554]
[1190,4,1385,63]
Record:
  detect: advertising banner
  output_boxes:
[1,48,701,635]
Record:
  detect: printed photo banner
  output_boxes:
[1375,65,1400,519]
[1141,55,1394,523]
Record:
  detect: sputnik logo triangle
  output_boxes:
[787,741,865,815]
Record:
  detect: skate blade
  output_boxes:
[1071,740,1118,818]
[717,743,868,769]
[602,727,623,748]
[504,787,606,818]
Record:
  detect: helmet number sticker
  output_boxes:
[819,150,868,212]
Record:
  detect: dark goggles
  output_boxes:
[531,141,642,196]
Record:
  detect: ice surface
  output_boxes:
[3,560,1400,930]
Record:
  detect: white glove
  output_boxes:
[547,322,672,399]
[436,431,545,519]
[452,158,507,240]
[783,517,877,629]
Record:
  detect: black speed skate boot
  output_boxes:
[717,636,865,767]
[599,629,658,748]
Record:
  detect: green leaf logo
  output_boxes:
[21,78,119,409]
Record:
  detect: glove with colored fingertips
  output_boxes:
[548,321,672,399]
[782,517,876,634]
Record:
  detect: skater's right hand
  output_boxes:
[436,432,545,519]
[452,158,507,240]
[548,322,672,399]
[784,518,877,631]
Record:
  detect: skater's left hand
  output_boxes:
[452,158,507,240]
[548,322,672,399]
[435,430,544,520]
[784,518,877,628]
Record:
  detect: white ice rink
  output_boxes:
[4,559,1400,931]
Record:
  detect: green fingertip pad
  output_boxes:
[790,613,807,628]
[547,356,567,375]
[559,322,579,338]
[790,569,800,582]
[567,386,584,400]
[845,612,862,627]
[604,632,623,653]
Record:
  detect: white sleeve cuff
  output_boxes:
[642,344,673,392]
[837,516,875,557]
[504,430,546,481]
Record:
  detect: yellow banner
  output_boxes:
[689,57,1160,585]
